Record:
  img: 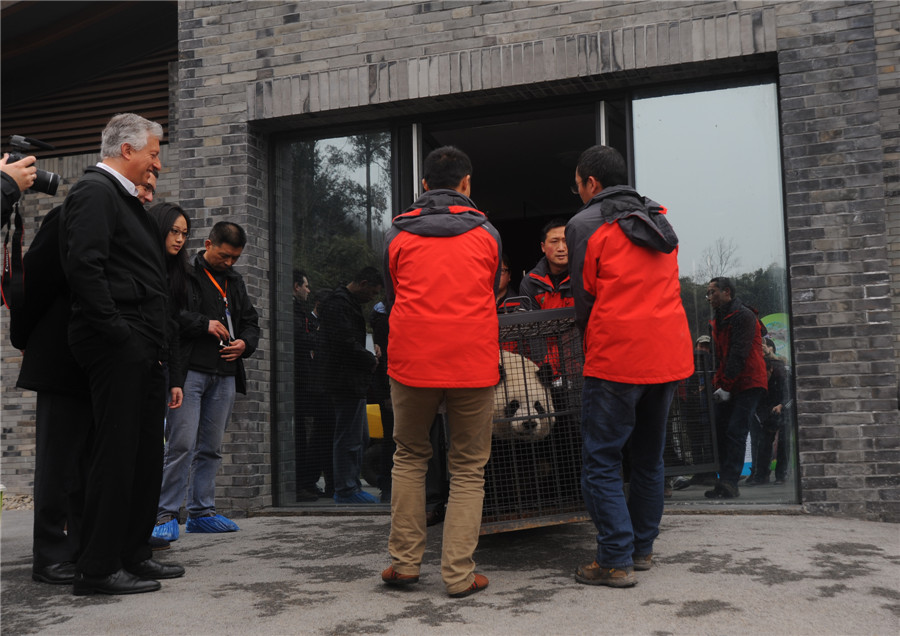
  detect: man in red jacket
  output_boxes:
[519,219,574,309]
[705,276,768,499]
[381,146,501,599]
[566,145,693,588]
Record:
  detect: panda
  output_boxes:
[492,349,555,441]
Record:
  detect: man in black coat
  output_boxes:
[153,222,260,539]
[319,266,382,503]
[59,113,184,595]
[7,155,89,585]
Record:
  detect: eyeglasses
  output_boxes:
[169,227,189,240]
[570,181,580,195]
[705,289,718,297]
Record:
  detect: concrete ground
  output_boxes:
[1,509,898,635]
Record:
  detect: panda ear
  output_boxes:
[537,362,555,387]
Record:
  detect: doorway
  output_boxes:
[419,102,624,288]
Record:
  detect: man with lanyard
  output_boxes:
[153,221,260,541]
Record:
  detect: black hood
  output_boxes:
[392,189,487,238]
[584,185,679,254]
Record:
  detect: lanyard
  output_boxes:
[204,268,235,340]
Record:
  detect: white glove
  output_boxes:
[713,388,731,403]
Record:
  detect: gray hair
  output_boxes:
[100,113,164,159]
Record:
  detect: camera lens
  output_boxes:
[7,152,61,196]
[33,169,60,196]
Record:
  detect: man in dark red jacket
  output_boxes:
[705,276,768,499]
[519,219,574,310]
[381,146,501,599]
[567,145,693,588]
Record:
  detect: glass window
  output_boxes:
[633,81,797,503]
[272,131,393,506]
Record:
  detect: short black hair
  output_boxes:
[423,146,472,191]
[209,221,247,248]
[541,218,568,242]
[293,269,307,285]
[576,145,628,189]
[351,265,383,286]
[709,276,735,296]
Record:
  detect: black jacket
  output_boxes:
[171,251,260,395]
[59,167,169,349]
[318,286,377,399]
[15,207,89,395]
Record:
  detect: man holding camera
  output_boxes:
[1,152,37,219]
[153,221,259,541]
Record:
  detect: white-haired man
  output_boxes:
[60,113,184,595]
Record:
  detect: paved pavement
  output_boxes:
[1,508,898,635]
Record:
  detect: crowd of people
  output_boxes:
[2,114,790,600]
[3,113,259,595]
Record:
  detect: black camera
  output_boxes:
[7,135,61,196]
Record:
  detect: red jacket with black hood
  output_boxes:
[383,189,502,388]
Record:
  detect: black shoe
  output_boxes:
[705,481,740,499]
[73,569,161,596]
[125,558,185,580]
[296,487,320,502]
[33,562,76,585]
[149,535,171,551]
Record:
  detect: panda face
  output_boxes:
[493,350,555,441]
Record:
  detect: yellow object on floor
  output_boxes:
[367,404,383,439]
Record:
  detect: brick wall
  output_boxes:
[876,3,900,423]
[776,0,898,520]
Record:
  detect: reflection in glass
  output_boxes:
[273,130,393,506]
[633,81,797,504]
[289,132,392,289]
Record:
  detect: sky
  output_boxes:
[632,82,787,282]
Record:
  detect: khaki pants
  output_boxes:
[388,379,494,595]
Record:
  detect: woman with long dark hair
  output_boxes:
[148,202,191,410]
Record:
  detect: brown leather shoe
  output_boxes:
[575,561,636,587]
[381,565,419,586]
[633,554,653,571]
[449,573,489,598]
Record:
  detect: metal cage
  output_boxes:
[481,308,588,534]
[480,307,720,534]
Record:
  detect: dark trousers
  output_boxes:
[70,334,166,577]
[580,378,677,567]
[753,413,788,482]
[296,392,335,494]
[714,388,765,487]
[32,392,92,569]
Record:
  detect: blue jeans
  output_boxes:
[157,371,235,519]
[714,388,765,487]
[331,395,369,497]
[580,378,678,568]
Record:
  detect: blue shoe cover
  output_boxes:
[152,518,179,542]
[185,514,240,533]
[334,490,379,504]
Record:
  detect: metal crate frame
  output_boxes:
[481,308,588,534]
[479,307,720,534]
